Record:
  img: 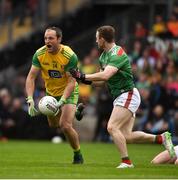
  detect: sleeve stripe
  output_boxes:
[63,50,72,57]
[64,51,72,58]
[63,50,71,56]
[63,53,71,59]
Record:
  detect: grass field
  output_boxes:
[0,140,177,179]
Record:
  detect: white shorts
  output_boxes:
[174,145,178,158]
[113,88,141,115]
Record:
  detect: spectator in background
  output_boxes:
[134,22,147,39]
[152,15,167,37]
[78,56,97,104]
[135,74,150,130]
[129,40,142,64]
[164,62,178,94]
[173,5,178,20]
[149,73,169,110]
[167,14,178,38]
[89,47,100,64]
[11,97,30,139]
[144,105,170,134]
[0,88,15,138]
[171,47,178,67]
[137,48,155,75]
[13,75,26,97]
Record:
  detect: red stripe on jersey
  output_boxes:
[124,90,133,108]
[117,48,124,56]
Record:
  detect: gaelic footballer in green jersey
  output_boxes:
[70,25,174,169]
[99,45,134,98]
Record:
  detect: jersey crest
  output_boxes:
[111,48,117,56]
[117,48,124,56]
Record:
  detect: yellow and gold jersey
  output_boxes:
[32,44,78,97]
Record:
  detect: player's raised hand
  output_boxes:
[26,96,40,117]
[69,69,85,81]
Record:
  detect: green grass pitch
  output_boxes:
[0,140,177,178]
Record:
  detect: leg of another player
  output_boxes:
[151,150,175,164]
[175,159,178,165]
[107,106,134,168]
[122,116,175,160]
[59,104,83,164]
[122,116,175,157]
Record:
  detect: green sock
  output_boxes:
[74,149,81,155]
[75,108,81,116]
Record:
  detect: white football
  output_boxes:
[38,96,59,116]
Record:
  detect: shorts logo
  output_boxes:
[48,70,62,78]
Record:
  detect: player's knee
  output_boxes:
[107,124,119,135]
[107,124,114,134]
[151,159,159,164]
[60,123,71,133]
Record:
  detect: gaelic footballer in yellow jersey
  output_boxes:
[26,27,84,164]
[32,44,78,97]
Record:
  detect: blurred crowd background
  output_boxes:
[0,0,178,144]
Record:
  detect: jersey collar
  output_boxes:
[108,43,116,53]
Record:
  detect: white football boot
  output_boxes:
[116,163,134,169]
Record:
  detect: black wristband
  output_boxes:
[81,73,86,81]
[81,79,92,85]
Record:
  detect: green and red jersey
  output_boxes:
[99,45,134,98]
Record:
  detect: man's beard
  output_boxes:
[98,43,105,50]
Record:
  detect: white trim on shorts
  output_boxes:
[174,145,178,158]
[113,88,141,116]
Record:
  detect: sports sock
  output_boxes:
[74,148,81,155]
[155,135,163,144]
[122,157,132,165]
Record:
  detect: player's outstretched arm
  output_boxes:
[25,65,40,117]
[69,69,92,85]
